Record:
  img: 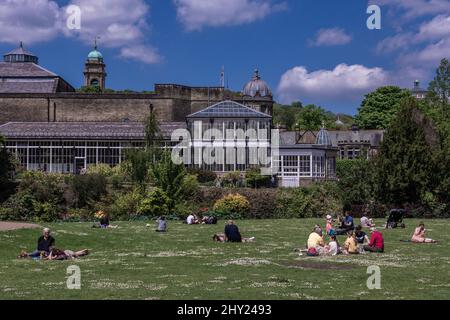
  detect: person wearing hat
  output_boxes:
[364,227,384,253]
[325,215,335,236]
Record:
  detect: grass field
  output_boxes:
[0,219,449,300]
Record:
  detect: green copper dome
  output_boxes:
[87,39,103,61]
[88,49,103,61]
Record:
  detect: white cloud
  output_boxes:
[120,45,163,64]
[0,0,60,44]
[0,0,162,64]
[309,28,352,47]
[376,33,415,54]
[61,0,150,48]
[174,0,287,31]
[277,64,389,104]
[416,14,450,41]
[369,0,450,20]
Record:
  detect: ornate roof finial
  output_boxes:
[253,68,260,80]
[19,41,23,49]
[94,37,98,50]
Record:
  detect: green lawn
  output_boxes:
[0,219,449,300]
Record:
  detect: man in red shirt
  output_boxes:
[364,227,384,253]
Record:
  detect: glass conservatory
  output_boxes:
[185,100,273,173]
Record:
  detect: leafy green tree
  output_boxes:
[123,110,162,185]
[144,109,162,150]
[373,97,439,205]
[356,86,411,129]
[0,135,14,185]
[273,102,303,130]
[295,104,328,131]
[150,151,199,214]
[336,159,374,207]
[246,167,271,188]
[428,58,450,106]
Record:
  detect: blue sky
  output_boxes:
[0,0,449,115]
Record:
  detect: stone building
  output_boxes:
[0,43,341,182]
[0,43,274,125]
[83,41,107,90]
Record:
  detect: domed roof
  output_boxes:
[3,42,38,64]
[88,49,103,61]
[87,40,103,61]
[242,69,272,97]
[335,116,344,127]
[316,124,332,146]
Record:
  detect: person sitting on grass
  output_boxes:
[92,211,117,229]
[186,213,200,225]
[327,235,341,256]
[307,226,325,255]
[411,222,437,243]
[213,233,255,243]
[364,227,385,253]
[24,228,55,259]
[343,231,359,255]
[325,215,335,236]
[224,220,243,243]
[360,212,375,228]
[335,211,354,235]
[156,216,167,233]
[45,248,89,260]
[355,225,370,245]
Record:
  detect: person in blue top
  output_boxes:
[224,220,242,243]
[336,211,355,235]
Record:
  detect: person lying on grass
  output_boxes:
[411,222,437,243]
[363,227,385,253]
[44,248,89,260]
[343,231,359,255]
[22,228,55,259]
[212,234,255,243]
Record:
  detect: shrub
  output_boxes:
[32,200,59,222]
[69,174,107,208]
[245,167,272,188]
[108,188,144,220]
[137,188,170,218]
[222,172,243,187]
[187,168,217,184]
[213,193,250,219]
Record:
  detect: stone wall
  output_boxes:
[0,84,273,125]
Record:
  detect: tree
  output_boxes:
[355,86,411,129]
[428,58,450,106]
[273,102,303,130]
[144,108,162,150]
[296,104,328,131]
[0,135,14,184]
[373,97,439,206]
[150,151,198,214]
[336,159,375,207]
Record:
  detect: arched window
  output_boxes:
[90,79,99,86]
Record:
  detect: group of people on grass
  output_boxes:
[304,212,437,256]
[17,208,437,261]
[18,228,89,260]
